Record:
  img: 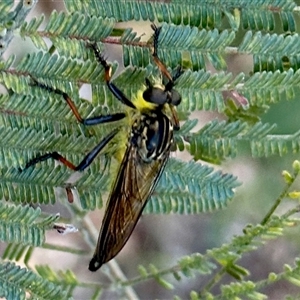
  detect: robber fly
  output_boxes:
[23,24,183,271]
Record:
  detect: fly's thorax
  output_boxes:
[131,111,173,163]
[132,88,158,112]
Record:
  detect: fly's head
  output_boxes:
[142,77,181,107]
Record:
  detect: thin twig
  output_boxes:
[42,243,87,255]
[260,175,297,225]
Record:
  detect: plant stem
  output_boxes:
[261,173,297,225]
[198,268,227,297]
[120,265,181,288]
[281,205,300,218]
[42,243,87,255]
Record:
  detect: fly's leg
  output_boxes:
[21,128,118,172]
[88,43,136,109]
[23,64,126,171]
[151,23,184,92]
[151,24,184,130]
[151,24,172,82]
[30,77,126,126]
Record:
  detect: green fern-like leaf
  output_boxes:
[239,0,296,31]
[251,131,300,157]
[239,31,300,72]
[3,158,110,209]
[207,216,300,267]
[0,202,58,246]
[145,159,240,214]
[14,51,104,83]
[64,0,222,28]
[19,14,47,50]
[22,12,116,59]
[45,11,114,40]
[124,24,235,71]
[0,0,14,23]
[183,119,300,161]
[182,121,275,162]
[35,265,78,297]
[0,261,70,300]
[284,259,300,288]
[63,0,296,31]
[240,69,300,106]
[2,244,34,264]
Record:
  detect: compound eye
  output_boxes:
[170,89,181,106]
[143,87,167,105]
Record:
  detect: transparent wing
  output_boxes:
[89,141,170,271]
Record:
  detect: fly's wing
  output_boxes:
[89,141,170,271]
